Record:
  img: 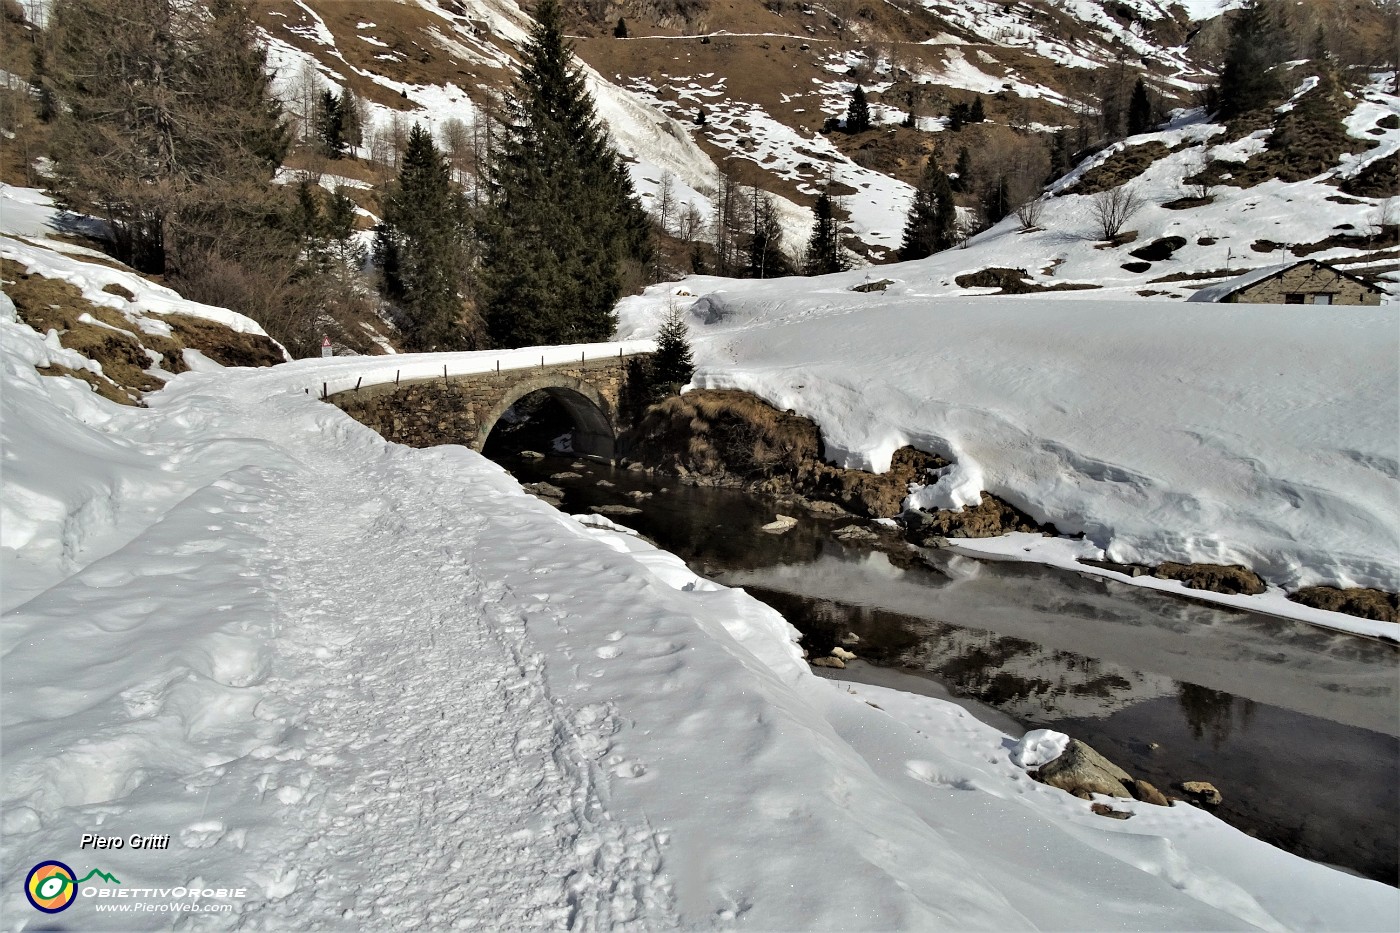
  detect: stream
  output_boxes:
[495,449,1400,885]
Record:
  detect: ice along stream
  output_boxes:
[497,452,1400,885]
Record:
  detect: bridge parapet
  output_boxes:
[326,353,645,459]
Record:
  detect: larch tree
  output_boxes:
[375,124,475,350]
[478,0,652,348]
[45,0,288,274]
[900,154,957,261]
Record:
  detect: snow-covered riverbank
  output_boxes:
[618,277,1400,638]
[4,300,1398,928]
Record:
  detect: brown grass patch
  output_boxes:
[156,314,285,369]
[36,363,140,406]
[1195,69,1373,189]
[3,258,282,399]
[1289,586,1399,624]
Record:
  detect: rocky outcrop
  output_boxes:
[621,390,946,519]
[1153,562,1266,596]
[902,494,1052,542]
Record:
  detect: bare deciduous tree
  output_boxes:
[676,200,704,242]
[439,116,472,186]
[1014,196,1044,231]
[654,170,677,235]
[1091,185,1145,240]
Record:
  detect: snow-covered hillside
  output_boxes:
[3,224,1397,928]
[252,0,1399,288]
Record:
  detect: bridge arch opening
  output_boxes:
[480,380,616,460]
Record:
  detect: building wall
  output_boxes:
[1231,265,1382,305]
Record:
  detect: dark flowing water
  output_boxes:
[496,450,1400,884]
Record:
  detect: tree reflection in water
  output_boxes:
[1178,681,1258,750]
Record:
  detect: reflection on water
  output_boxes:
[499,454,1400,884]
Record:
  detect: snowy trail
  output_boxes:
[153,406,676,928]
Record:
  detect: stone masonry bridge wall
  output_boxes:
[325,353,644,459]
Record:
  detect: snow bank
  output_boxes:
[618,282,1399,599]
[5,300,1396,927]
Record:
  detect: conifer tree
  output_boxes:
[950,145,973,193]
[376,124,473,350]
[846,85,870,133]
[1215,0,1291,120]
[1127,77,1153,136]
[316,89,346,158]
[803,189,847,275]
[900,154,957,261]
[340,86,365,150]
[742,187,791,279]
[969,95,985,123]
[651,305,694,395]
[478,0,652,348]
[981,174,1011,224]
[614,17,628,37]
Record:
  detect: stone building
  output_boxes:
[1187,260,1384,306]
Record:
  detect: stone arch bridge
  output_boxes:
[326,352,648,460]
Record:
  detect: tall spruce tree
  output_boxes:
[478,0,652,348]
[900,154,957,261]
[846,85,871,133]
[376,124,473,350]
[651,306,694,395]
[1127,77,1153,136]
[950,145,973,193]
[1215,0,1291,119]
[803,189,847,275]
[316,89,346,158]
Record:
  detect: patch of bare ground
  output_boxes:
[1064,141,1174,196]
[3,258,168,397]
[954,267,1099,294]
[1149,268,1236,284]
[35,363,136,406]
[156,315,285,369]
[903,494,1053,542]
[256,0,507,113]
[1192,68,1373,189]
[1289,586,1399,624]
[1341,152,1398,198]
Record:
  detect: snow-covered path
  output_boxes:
[223,437,674,928]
